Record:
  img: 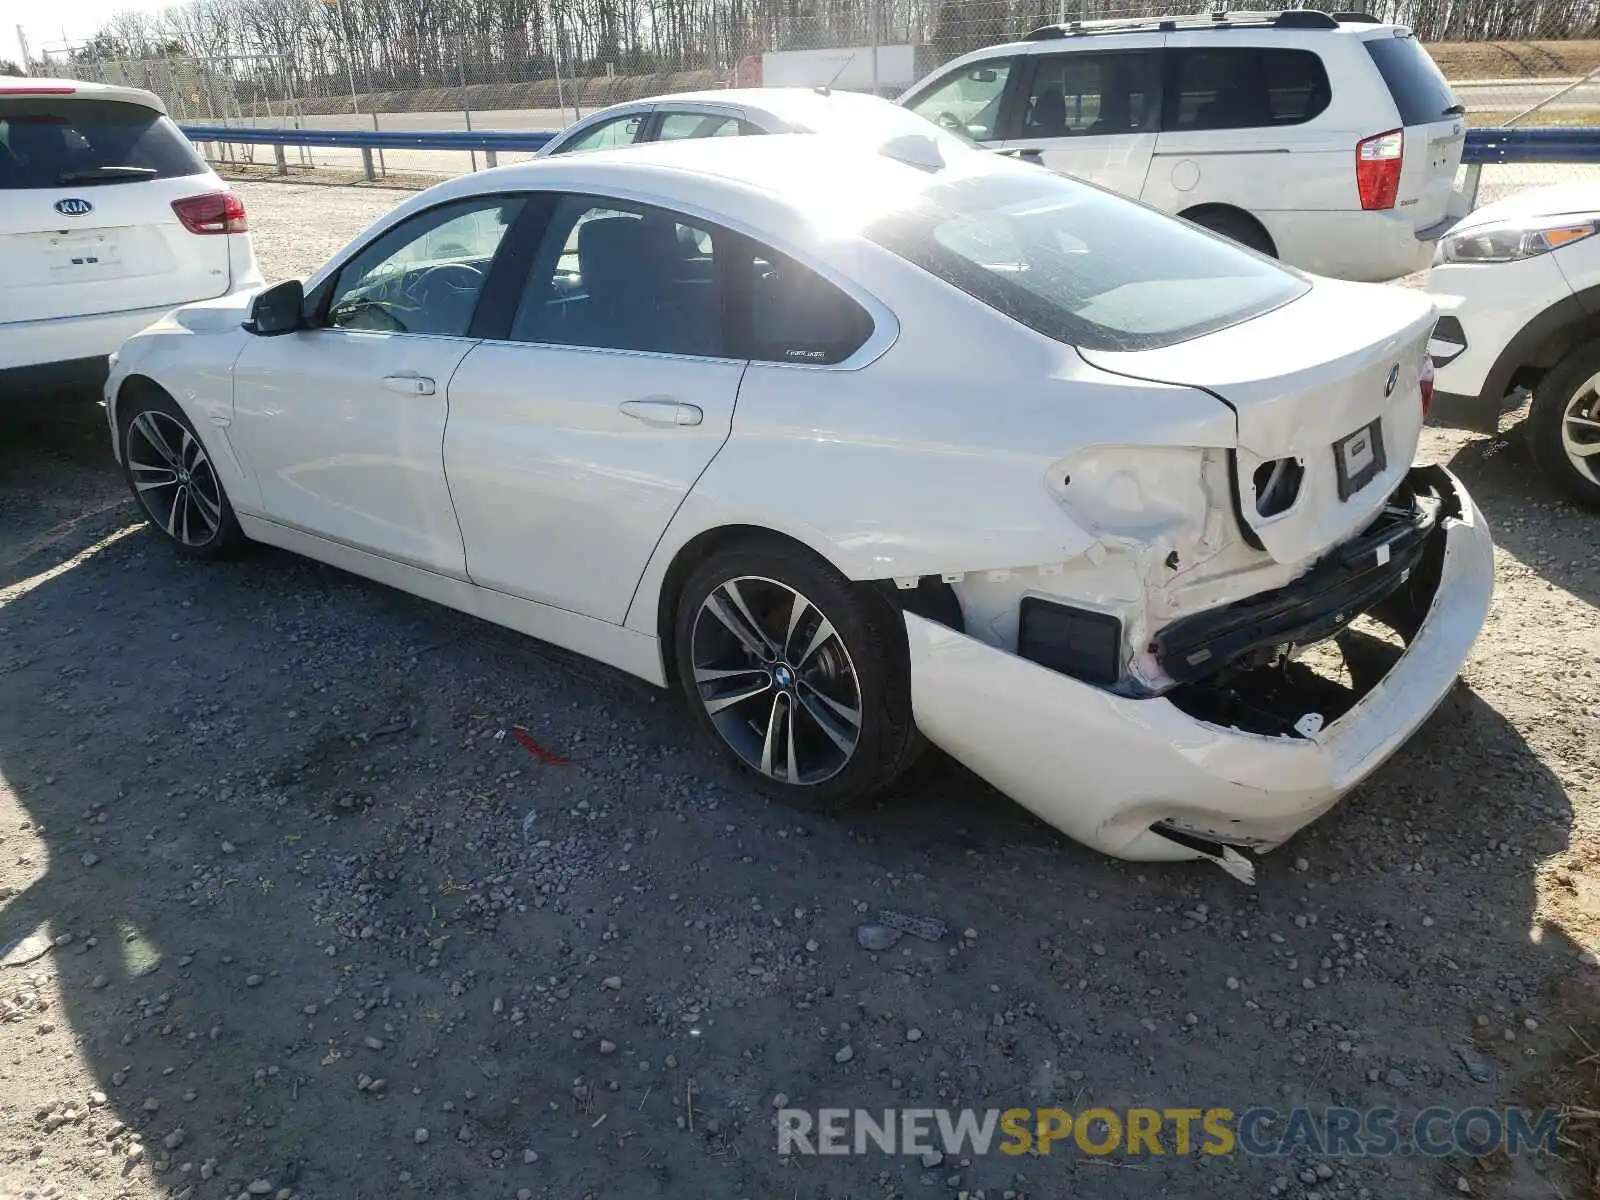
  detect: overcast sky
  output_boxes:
[7,0,168,71]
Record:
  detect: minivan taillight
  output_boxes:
[1419,354,1435,416]
[171,191,248,234]
[1356,129,1403,211]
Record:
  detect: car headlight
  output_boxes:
[1436,216,1600,264]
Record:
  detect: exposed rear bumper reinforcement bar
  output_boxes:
[1152,471,1442,686]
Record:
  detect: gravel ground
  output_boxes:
[1,180,1598,1200]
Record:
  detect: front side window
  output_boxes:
[1164,48,1331,132]
[656,112,748,141]
[510,195,724,357]
[0,98,205,188]
[902,58,1014,141]
[558,113,646,154]
[1020,52,1161,138]
[867,168,1308,352]
[325,196,524,336]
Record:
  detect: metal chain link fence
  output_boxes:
[25,0,1600,190]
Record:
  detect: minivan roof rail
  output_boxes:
[1024,8,1346,38]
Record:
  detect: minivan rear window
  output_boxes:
[0,98,206,189]
[1364,36,1461,126]
[866,167,1310,353]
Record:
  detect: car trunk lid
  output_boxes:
[1076,278,1437,566]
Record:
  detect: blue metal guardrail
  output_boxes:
[180,123,557,179]
[179,122,1600,181]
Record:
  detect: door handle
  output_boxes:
[382,374,436,396]
[619,398,703,427]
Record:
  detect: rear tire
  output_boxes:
[672,539,922,813]
[1526,342,1600,510]
[1184,207,1277,257]
[118,386,247,558]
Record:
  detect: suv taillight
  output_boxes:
[171,191,248,235]
[1420,354,1435,417]
[1356,129,1403,211]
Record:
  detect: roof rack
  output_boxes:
[1024,8,1343,38]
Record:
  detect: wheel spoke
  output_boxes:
[1567,415,1600,432]
[165,484,185,538]
[796,686,857,755]
[794,615,839,670]
[135,413,182,468]
[784,693,801,783]
[707,586,774,660]
[798,677,862,729]
[180,486,192,544]
[1567,439,1600,458]
[782,591,811,662]
[758,693,787,778]
[190,483,222,525]
[723,580,779,657]
[702,675,773,716]
[132,466,179,492]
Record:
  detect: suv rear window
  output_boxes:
[866,167,1309,353]
[1165,47,1332,130]
[0,98,205,189]
[1364,35,1460,126]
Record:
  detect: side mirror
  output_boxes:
[246,279,306,336]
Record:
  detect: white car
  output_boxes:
[537,86,975,157]
[0,76,261,394]
[105,135,1493,872]
[1427,183,1600,508]
[898,9,1466,281]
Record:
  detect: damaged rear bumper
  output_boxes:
[903,466,1494,864]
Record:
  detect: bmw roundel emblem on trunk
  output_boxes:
[54,197,94,216]
[1384,364,1400,397]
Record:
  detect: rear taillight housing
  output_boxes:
[1356,129,1403,211]
[171,191,248,235]
[1419,354,1435,417]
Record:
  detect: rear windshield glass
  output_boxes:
[865,167,1309,352]
[1364,36,1460,125]
[0,98,205,189]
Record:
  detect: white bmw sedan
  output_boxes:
[105,134,1494,872]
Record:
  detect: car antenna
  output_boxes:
[815,52,857,97]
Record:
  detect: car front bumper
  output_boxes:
[904,465,1494,865]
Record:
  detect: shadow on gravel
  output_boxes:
[0,406,1586,1200]
[1439,418,1600,611]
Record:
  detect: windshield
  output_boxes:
[0,97,205,189]
[866,167,1310,352]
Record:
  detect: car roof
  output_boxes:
[946,11,1407,59]
[582,86,904,123]
[384,133,1003,272]
[0,75,167,114]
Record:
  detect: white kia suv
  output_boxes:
[0,77,261,394]
[898,9,1467,281]
[1427,182,1600,508]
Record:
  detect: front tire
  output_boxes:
[118,387,247,557]
[673,541,922,813]
[1527,343,1600,509]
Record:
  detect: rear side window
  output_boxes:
[1364,35,1460,125]
[741,247,873,365]
[1165,48,1331,131]
[0,98,205,189]
[867,167,1309,353]
[1021,52,1160,137]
